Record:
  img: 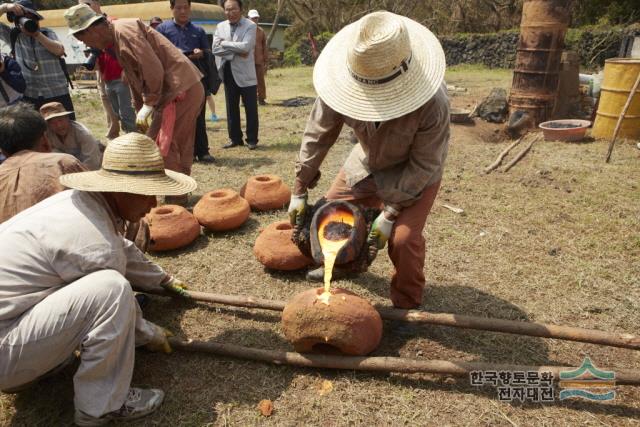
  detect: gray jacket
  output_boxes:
[212,17,257,87]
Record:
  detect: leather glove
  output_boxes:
[161,277,191,299]
[145,324,174,354]
[287,193,308,226]
[367,211,395,250]
[136,104,154,133]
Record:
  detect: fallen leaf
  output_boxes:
[257,399,273,417]
[318,380,333,396]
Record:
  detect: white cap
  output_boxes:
[248,9,259,18]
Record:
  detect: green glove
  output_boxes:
[367,211,395,250]
[287,193,308,226]
[161,277,191,299]
[145,324,174,354]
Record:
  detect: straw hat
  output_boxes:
[65,3,103,35]
[60,133,197,196]
[40,102,73,121]
[313,11,446,122]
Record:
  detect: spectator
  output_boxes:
[40,102,102,170]
[0,0,74,117]
[0,102,85,224]
[65,4,204,205]
[79,0,137,135]
[213,0,259,150]
[149,16,162,29]
[248,9,268,105]
[0,52,25,107]
[157,0,215,163]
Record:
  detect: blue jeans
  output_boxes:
[105,79,136,133]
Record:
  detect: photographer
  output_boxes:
[0,0,75,117]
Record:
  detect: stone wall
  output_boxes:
[287,25,638,69]
[440,26,638,69]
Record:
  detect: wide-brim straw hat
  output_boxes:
[60,133,197,196]
[313,11,446,122]
[65,3,104,35]
[40,101,74,120]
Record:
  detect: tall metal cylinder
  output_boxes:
[509,0,571,124]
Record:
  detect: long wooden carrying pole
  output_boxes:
[168,338,640,385]
[148,289,640,351]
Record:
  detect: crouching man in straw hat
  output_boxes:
[64,4,204,203]
[0,132,196,425]
[288,11,450,309]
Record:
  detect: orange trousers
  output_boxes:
[148,82,204,176]
[326,170,441,309]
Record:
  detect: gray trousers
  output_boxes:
[0,270,157,417]
[105,79,137,134]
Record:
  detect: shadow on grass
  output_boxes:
[257,141,301,153]
[215,156,276,169]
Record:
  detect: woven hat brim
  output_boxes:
[59,169,197,196]
[313,15,446,122]
[44,111,74,120]
[68,14,103,35]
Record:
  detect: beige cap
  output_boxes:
[65,3,104,35]
[40,102,74,121]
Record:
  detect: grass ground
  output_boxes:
[1,65,639,426]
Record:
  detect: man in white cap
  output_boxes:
[248,9,268,105]
[0,132,195,425]
[288,11,450,309]
[63,3,204,204]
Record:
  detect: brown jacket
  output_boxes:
[254,26,269,66]
[0,150,85,224]
[295,84,450,211]
[111,19,202,109]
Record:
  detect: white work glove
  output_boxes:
[368,211,395,250]
[287,193,308,226]
[136,104,154,133]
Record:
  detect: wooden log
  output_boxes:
[605,70,640,163]
[484,135,525,174]
[168,338,640,385]
[503,134,541,172]
[146,289,640,351]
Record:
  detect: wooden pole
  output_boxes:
[503,134,541,172]
[484,134,525,174]
[147,289,640,351]
[168,338,640,385]
[605,70,640,163]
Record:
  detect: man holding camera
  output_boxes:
[0,0,74,117]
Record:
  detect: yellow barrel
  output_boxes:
[592,58,640,140]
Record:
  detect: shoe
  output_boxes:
[305,266,353,282]
[258,99,267,106]
[74,387,164,426]
[222,141,243,149]
[209,113,219,122]
[196,154,215,163]
[247,143,257,150]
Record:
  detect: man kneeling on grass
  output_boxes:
[0,132,194,425]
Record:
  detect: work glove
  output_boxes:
[287,193,308,226]
[367,211,395,250]
[145,323,174,354]
[161,277,191,299]
[136,104,154,133]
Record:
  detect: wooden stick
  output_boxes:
[168,338,640,385]
[146,289,640,351]
[484,135,525,174]
[605,70,640,163]
[503,134,541,172]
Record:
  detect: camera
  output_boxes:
[83,47,102,71]
[7,12,39,33]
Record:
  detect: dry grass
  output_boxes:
[1,65,639,426]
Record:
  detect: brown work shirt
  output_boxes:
[111,19,202,109]
[254,26,268,66]
[0,150,85,224]
[295,84,450,210]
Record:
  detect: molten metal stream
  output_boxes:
[317,211,354,305]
